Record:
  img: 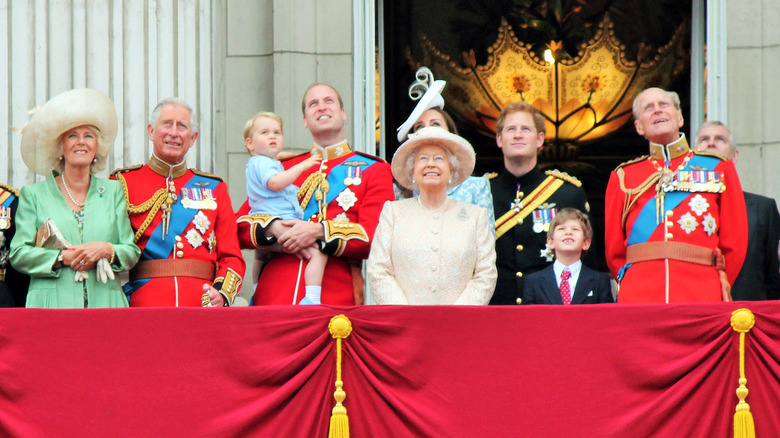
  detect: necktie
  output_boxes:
[560,269,572,305]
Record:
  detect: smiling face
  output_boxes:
[633,88,684,145]
[496,110,544,161]
[148,103,199,164]
[60,125,98,169]
[548,218,591,260]
[245,117,284,159]
[302,84,346,142]
[411,143,453,194]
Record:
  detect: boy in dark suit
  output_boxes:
[523,208,613,304]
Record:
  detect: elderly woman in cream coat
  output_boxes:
[10,88,140,308]
[367,127,496,304]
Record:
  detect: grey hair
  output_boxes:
[632,87,681,120]
[404,145,461,191]
[697,120,735,148]
[53,125,108,174]
[149,97,199,132]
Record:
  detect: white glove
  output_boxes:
[74,270,89,282]
[96,258,115,284]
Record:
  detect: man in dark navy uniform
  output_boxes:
[490,102,591,305]
[0,183,30,307]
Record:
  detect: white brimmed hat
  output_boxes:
[396,79,446,143]
[20,88,118,175]
[392,126,475,190]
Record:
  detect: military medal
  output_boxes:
[336,187,357,211]
[532,206,557,234]
[186,228,204,248]
[192,211,211,234]
[510,184,524,212]
[344,167,353,186]
[0,206,10,230]
[352,166,362,186]
[181,188,217,210]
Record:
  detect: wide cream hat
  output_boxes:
[20,88,118,175]
[392,126,475,190]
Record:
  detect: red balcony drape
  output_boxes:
[1,303,779,437]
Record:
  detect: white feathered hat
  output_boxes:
[20,88,118,175]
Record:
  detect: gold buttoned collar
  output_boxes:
[648,134,690,162]
[148,154,188,178]
[311,140,352,161]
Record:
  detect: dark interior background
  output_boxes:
[382,0,693,270]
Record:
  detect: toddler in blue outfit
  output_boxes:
[245,111,325,304]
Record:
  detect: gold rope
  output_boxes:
[328,314,353,438]
[298,171,327,211]
[730,308,756,438]
[115,173,168,242]
[616,167,662,228]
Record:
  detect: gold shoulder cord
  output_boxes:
[298,171,329,220]
[115,172,169,242]
[617,167,662,228]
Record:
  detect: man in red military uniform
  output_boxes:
[236,83,394,305]
[604,87,747,303]
[113,98,245,307]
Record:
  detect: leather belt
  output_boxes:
[626,241,716,266]
[130,260,216,281]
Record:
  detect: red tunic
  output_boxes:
[114,160,245,307]
[604,137,747,303]
[236,143,394,305]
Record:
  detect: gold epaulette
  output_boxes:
[693,149,728,161]
[354,150,388,163]
[0,183,19,196]
[545,169,582,187]
[614,155,649,171]
[111,164,143,176]
[190,168,223,182]
[484,172,498,180]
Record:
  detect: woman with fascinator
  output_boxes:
[367,127,496,304]
[395,68,495,230]
[10,88,140,308]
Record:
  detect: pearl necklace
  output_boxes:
[62,174,89,208]
[417,196,449,213]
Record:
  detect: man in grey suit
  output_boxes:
[695,121,780,300]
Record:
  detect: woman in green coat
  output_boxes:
[10,88,140,308]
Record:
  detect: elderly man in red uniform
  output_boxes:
[113,98,245,307]
[604,88,747,303]
[237,83,394,305]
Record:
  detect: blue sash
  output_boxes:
[619,154,721,280]
[302,157,377,220]
[0,194,14,207]
[124,173,218,296]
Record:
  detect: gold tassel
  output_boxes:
[328,315,353,438]
[730,308,756,438]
